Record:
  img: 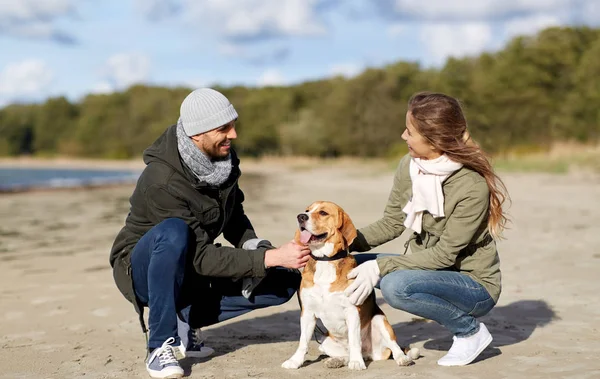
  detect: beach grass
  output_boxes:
[492,144,600,173]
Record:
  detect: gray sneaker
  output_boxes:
[185,328,215,359]
[146,337,184,379]
[175,317,215,359]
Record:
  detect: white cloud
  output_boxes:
[503,14,562,40]
[329,63,363,78]
[0,0,74,20]
[257,69,285,86]
[219,43,246,57]
[101,53,151,89]
[0,59,54,99]
[420,22,492,64]
[580,0,600,24]
[218,42,289,65]
[386,0,573,21]
[0,0,76,42]
[133,0,179,21]
[183,0,327,40]
[376,0,600,66]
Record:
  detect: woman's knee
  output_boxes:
[379,271,418,309]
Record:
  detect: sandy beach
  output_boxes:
[1,159,599,379]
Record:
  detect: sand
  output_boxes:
[1,159,599,379]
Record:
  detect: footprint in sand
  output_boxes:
[31,295,74,305]
[47,308,69,317]
[92,307,111,317]
[4,311,24,320]
[3,331,46,342]
[67,324,85,332]
[34,343,66,352]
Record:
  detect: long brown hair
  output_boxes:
[408,92,510,239]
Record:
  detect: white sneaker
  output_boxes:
[437,323,493,366]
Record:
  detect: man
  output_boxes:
[110,88,310,379]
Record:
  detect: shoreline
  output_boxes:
[0,155,394,172]
[0,157,146,170]
[0,181,138,195]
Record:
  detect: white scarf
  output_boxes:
[403,155,463,233]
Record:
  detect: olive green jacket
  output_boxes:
[352,154,501,303]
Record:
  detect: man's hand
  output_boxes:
[344,260,381,305]
[264,241,311,269]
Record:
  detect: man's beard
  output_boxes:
[203,141,230,161]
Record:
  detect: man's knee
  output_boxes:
[154,218,191,255]
[278,268,301,301]
[260,268,301,304]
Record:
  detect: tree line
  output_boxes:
[1,26,598,159]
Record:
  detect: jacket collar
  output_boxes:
[143,124,241,188]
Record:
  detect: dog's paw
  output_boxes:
[348,360,366,370]
[282,358,302,369]
[395,355,414,367]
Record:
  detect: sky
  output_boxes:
[0,0,599,106]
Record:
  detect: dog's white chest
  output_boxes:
[301,261,353,337]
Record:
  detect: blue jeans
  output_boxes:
[353,253,495,337]
[131,218,300,349]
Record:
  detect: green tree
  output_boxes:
[34,96,78,155]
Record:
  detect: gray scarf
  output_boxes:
[176,118,232,186]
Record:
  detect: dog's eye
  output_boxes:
[319,211,328,216]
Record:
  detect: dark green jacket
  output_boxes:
[352,154,501,303]
[109,125,268,318]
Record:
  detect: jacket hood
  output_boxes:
[444,163,483,186]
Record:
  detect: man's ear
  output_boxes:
[338,209,357,247]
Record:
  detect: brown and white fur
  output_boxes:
[282,201,419,370]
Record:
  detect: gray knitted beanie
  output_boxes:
[180,88,239,136]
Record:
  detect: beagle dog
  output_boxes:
[282,201,419,370]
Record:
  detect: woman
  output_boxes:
[345,92,509,366]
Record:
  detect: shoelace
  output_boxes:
[157,337,178,366]
[190,329,205,348]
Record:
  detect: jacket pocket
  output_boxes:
[422,212,444,235]
[113,256,137,306]
[193,206,220,225]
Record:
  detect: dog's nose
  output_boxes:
[297,214,308,223]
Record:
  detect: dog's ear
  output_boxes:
[338,209,357,247]
[294,228,302,245]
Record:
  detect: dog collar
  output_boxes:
[310,250,349,261]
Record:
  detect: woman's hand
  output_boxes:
[344,260,381,305]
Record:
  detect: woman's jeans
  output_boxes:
[354,253,496,337]
[130,218,300,349]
